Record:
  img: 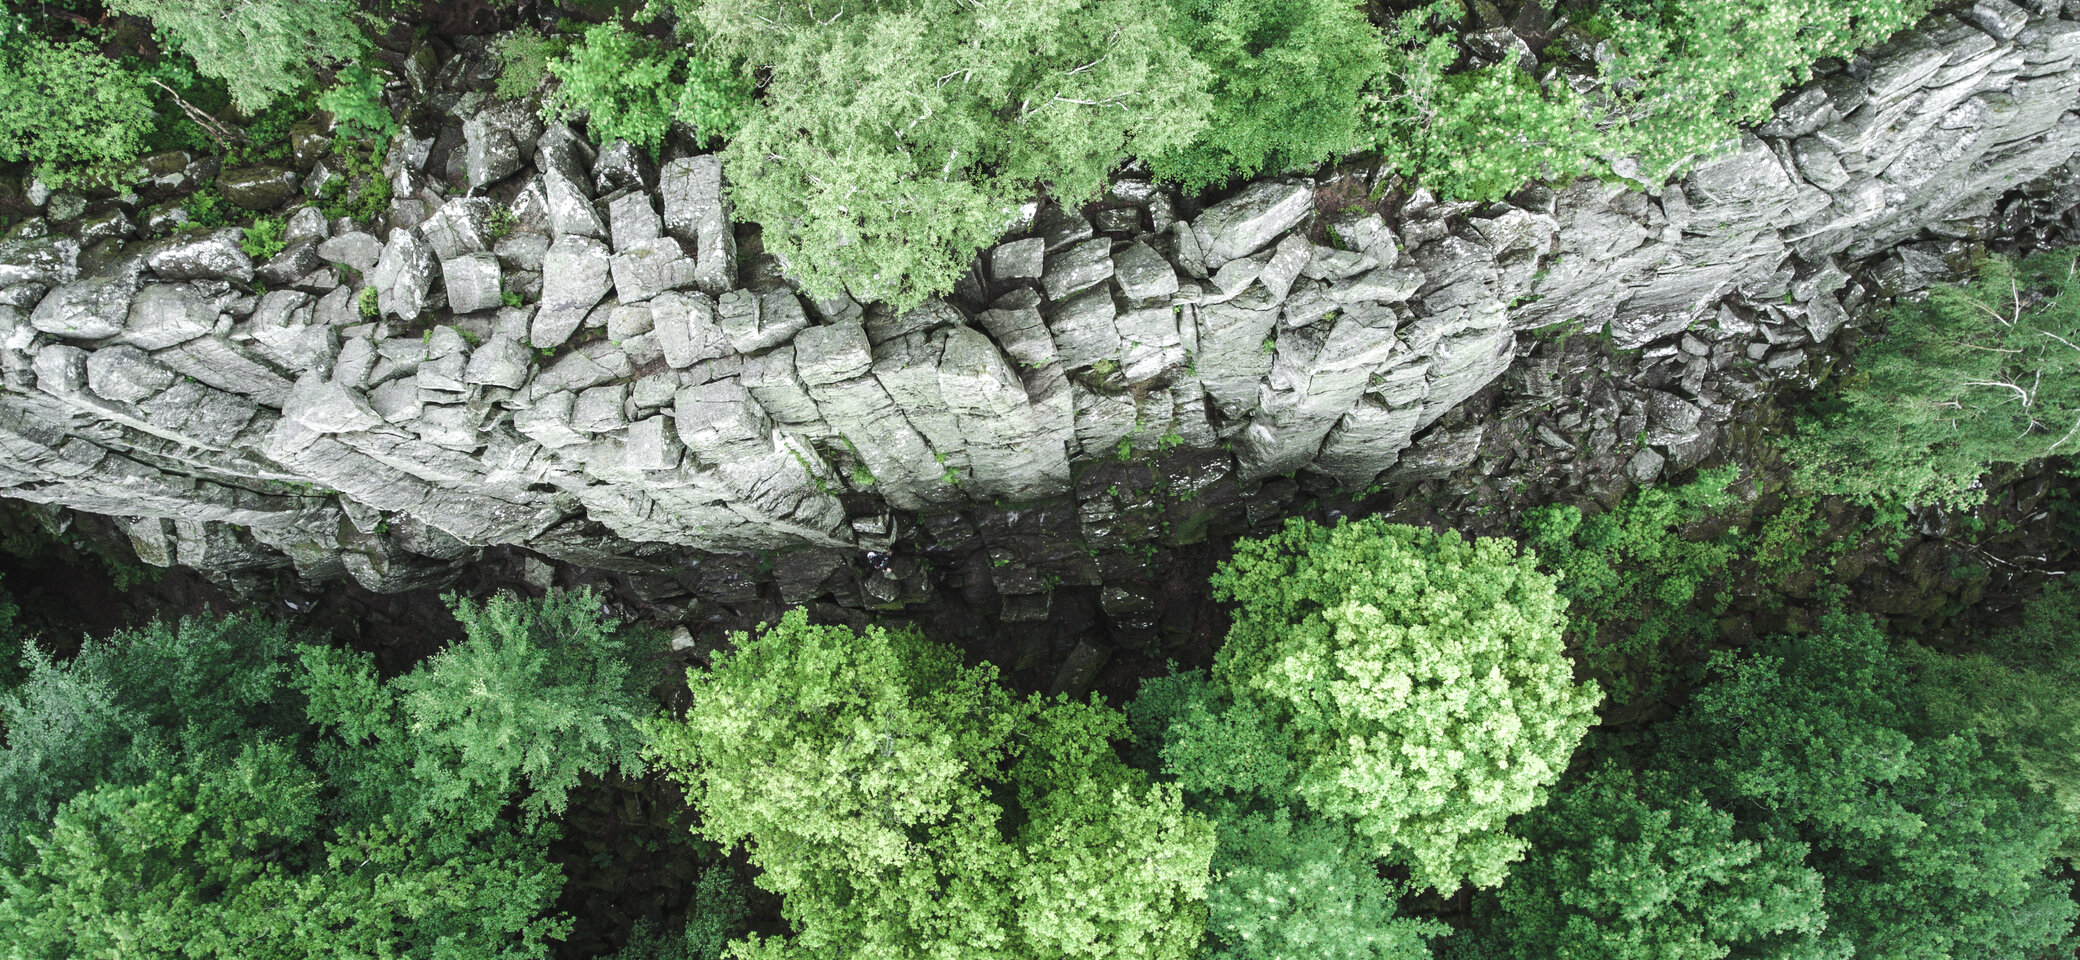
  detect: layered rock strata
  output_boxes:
[1,0,2078,596]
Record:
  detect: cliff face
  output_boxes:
[0,2,2077,601]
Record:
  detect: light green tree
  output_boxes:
[647,608,1214,960]
[1209,517,1601,893]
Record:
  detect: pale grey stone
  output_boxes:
[0,233,79,287]
[442,253,504,314]
[571,383,629,434]
[317,232,382,275]
[370,232,438,321]
[717,288,809,354]
[1112,242,1179,301]
[650,290,725,369]
[1044,286,1119,370]
[494,232,550,273]
[991,237,1046,280]
[532,235,612,348]
[1192,181,1314,266]
[1258,234,1313,303]
[592,304,645,345]
[85,345,175,403]
[793,321,872,385]
[516,391,585,448]
[659,155,735,294]
[146,229,253,283]
[625,415,683,471]
[464,335,531,389]
[609,237,698,302]
[420,197,496,261]
[31,273,139,339]
[674,378,770,450]
[283,371,381,433]
[608,191,663,251]
[1043,238,1115,300]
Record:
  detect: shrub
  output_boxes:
[107,0,368,113]
[0,36,158,188]
[0,614,305,854]
[1208,517,1600,892]
[316,63,395,142]
[0,591,653,959]
[545,23,751,156]
[1372,0,1931,201]
[1201,802,1442,960]
[241,215,287,260]
[492,27,567,102]
[1520,467,1743,700]
[646,608,1214,960]
[1149,0,1384,190]
[1792,249,2080,507]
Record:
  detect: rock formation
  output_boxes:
[1,1,2077,602]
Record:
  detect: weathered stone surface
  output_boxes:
[991,237,1046,280]
[147,230,252,283]
[608,191,663,251]
[283,371,381,433]
[609,237,697,302]
[84,345,175,403]
[1043,238,1115,300]
[317,232,382,275]
[31,273,140,339]
[465,335,531,389]
[1,0,2075,587]
[421,198,497,261]
[532,235,613,348]
[1192,181,1314,266]
[1112,241,1179,301]
[370,232,438,321]
[650,290,725,369]
[659,155,735,294]
[0,233,79,287]
[717,288,809,354]
[121,284,217,350]
[442,253,504,314]
[218,166,300,211]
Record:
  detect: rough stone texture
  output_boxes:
[533,235,612,347]
[147,230,252,283]
[4,3,2078,594]
[442,253,503,315]
[370,232,438,321]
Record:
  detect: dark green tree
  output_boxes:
[1794,249,2080,507]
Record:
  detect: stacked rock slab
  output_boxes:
[0,2,2077,592]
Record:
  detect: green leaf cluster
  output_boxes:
[1479,768,1826,960]
[316,63,396,142]
[546,23,751,156]
[1371,0,1932,201]
[1207,516,1601,892]
[1792,249,2080,507]
[0,590,657,959]
[1148,0,1384,190]
[1658,615,2079,959]
[108,0,368,113]
[0,35,158,188]
[645,608,1215,960]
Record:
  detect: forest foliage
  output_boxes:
[0,0,1936,306]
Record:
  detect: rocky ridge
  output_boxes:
[0,0,2077,624]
